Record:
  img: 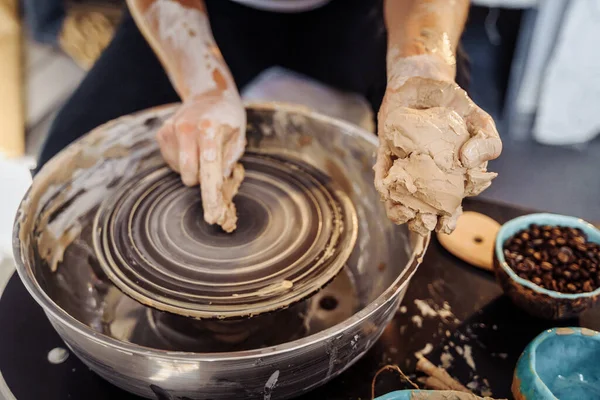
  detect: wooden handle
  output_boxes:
[437,211,501,272]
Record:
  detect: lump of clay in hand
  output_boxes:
[374,106,496,235]
[203,162,244,233]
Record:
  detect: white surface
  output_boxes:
[25,41,84,128]
[0,370,15,400]
[533,0,600,145]
[229,0,330,12]
[0,157,33,259]
[472,0,538,7]
[242,67,374,133]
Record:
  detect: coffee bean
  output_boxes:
[568,263,580,272]
[551,228,562,237]
[516,263,529,273]
[557,247,573,263]
[581,259,591,268]
[567,227,579,237]
[576,243,587,253]
[543,273,553,282]
[581,269,590,279]
[503,224,599,294]
[540,261,553,272]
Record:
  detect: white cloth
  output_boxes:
[229,0,330,13]
[533,0,600,145]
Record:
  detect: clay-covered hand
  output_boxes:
[374,69,502,236]
[156,91,246,233]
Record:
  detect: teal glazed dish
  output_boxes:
[513,327,600,400]
[376,390,493,400]
[494,213,600,320]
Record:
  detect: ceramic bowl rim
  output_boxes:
[13,102,431,362]
[520,327,600,399]
[374,390,458,400]
[495,213,600,299]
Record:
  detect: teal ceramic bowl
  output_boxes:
[375,390,422,400]
[494,213,600,320]
[376,390,489,400]
[513,327,600,400]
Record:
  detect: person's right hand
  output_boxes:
[156,91,246,232]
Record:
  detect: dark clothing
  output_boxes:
[36,0,469,173]
[22,0,65,45]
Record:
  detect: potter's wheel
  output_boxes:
[93,152,358,319]
[15,104,427,399]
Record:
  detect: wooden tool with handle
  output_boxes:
[437,211,501,272]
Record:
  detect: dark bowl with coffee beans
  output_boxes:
[494,213,600,320]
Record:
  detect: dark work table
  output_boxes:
[1,198,599,399]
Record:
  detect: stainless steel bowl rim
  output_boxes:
[13,102,430,362]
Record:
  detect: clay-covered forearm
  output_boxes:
[384,0,469,83]
[127,0,236,100]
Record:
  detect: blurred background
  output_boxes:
[0,0,599,275]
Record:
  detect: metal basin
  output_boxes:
[13,103,428,399]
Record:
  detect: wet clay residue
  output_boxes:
[17,106,174,273]
[297,135,313,147]
[556,327,575,335]
[581,328,598,336]
[411,392,498,400]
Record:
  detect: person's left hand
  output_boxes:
[374,63,502,235]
